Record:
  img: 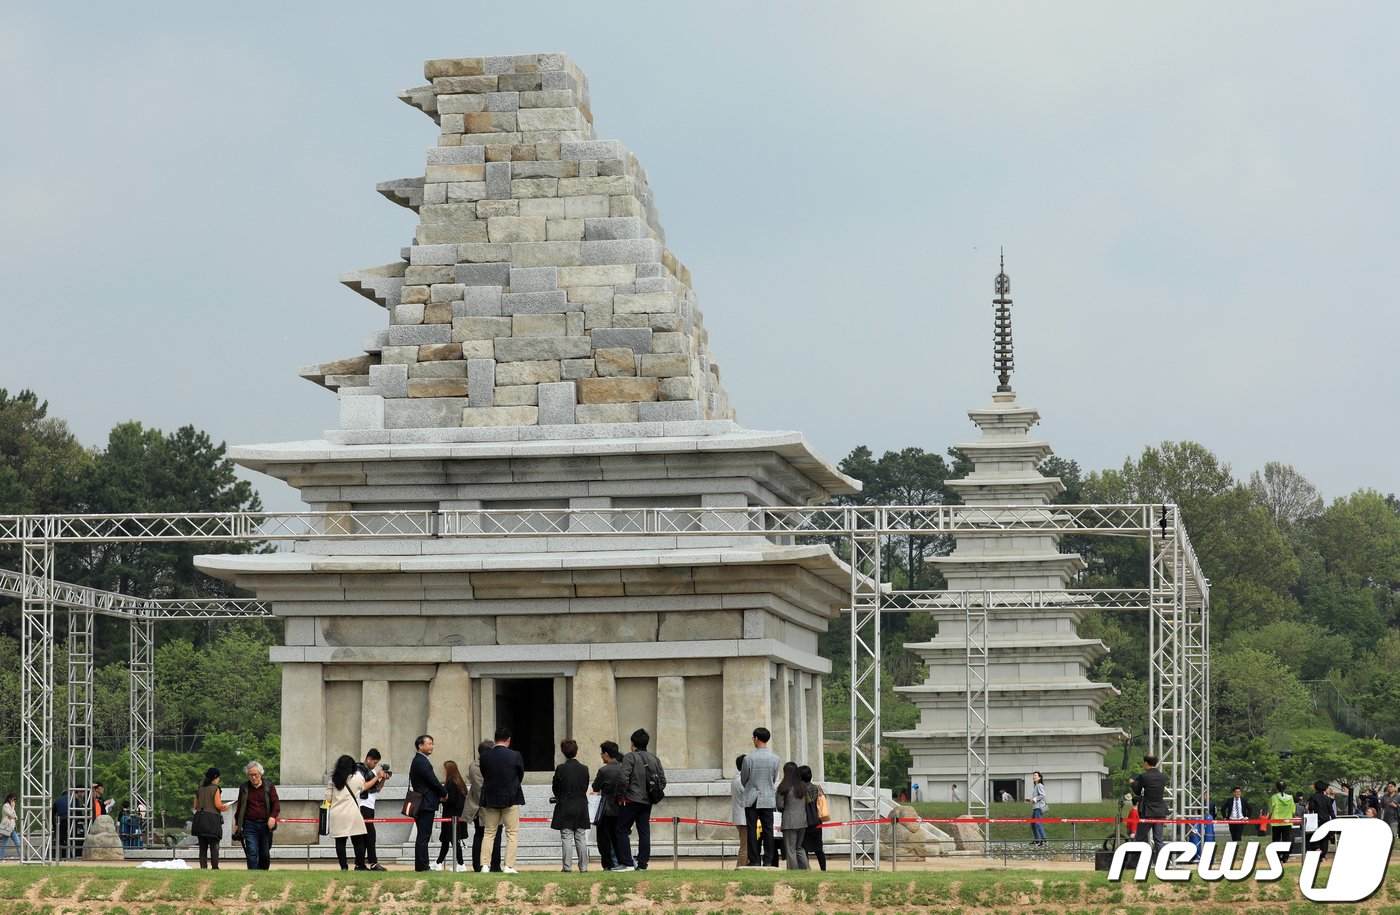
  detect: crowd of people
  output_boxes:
[6,722,827,870]
[1126,753,1382,863]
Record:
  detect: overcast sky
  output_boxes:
[3,2,1396,512]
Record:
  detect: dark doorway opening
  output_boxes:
[495,678,555,771]
[993,778,1021,802]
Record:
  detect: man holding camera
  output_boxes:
[356,749,392,871]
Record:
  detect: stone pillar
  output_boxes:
[478,676,496,739]
[572,661,617,765]
[553,676,569,765]
[722,657,770,776]
[361,680,391,757]
[770,664,791,761]
[794,672,809,768]
[656,676,688,767]
[808,676,825,782]
[281,664,325,785]
[427,663,472,767]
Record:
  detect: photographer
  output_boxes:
[356,749,391,871]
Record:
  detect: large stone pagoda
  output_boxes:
[196,52,859,850]
[888,259,1120,804]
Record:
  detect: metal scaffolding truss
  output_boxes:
[0,568,271,860]
[2,502,1207,865]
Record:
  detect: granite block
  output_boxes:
[561,140,623,161]
[380,345,419,365]
[492,384,538,405]
[467,358,495,407]
[445,181,487,202]
[580,239,662,265]
[456,316,513,339]
[450,286,503,317]
[508,266,558,292]
[385,397,469,429]
[454,262,511,286]
[499,290,568,315]
[494,335,591,361]
[436,93,488,115]
[538,381,577,424]
[589,327,653,353]
[638,400,701,422]
[558,176,633,197]
[495,359,560,384]
[613,292,678,314]
[511,313,566,336]
[520,89,576,108]
[651,332,685,353]
[460,339,494,359]
[418,343,463,362]
[498,72,544,92]
[486,216,546,242]
[575,403,640,423]
[459,243,512,263]
[428,283,465,303]
[425,163,486,183]
[485,161,512,199]
[583,217,646,240]
[427,145,486,164]
[634,262,664,278]
[517,108,583,131]
[462,405,538,426]
[405,265,454,284]
[577,376,659,403]
[340,394,385,431]
[595,347,636,377]
[518,198,567,219]
[485,91,520,112]
[547,218,585,241]
[408,360,467,378]
[408,378,468,398]
[392,303,425,325]
[561,358,596,379]
[510,177,558,197]
[368,364,409,398]
[509,242,582,267]
[387,323,454,345]
[558,264,635,286]
[564,195,610,219]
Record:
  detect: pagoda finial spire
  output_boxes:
[993,249,1014,393]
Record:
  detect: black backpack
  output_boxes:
[636,753,665,805]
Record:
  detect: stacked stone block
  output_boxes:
[305,53,733,431]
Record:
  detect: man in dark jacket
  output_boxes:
[612,728,666,872]
[233,761,281,870]
[592,741,624,870]
[409,734,447,872]
[1220,786,1256,842]
[1128,754,1168,854]
[479,727,526,874]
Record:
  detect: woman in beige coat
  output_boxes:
[325,755,369,870]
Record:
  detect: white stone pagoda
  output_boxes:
[888,258,1121,804]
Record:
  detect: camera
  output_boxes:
[380,763,392,776]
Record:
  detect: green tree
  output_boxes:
[1248,461,1323,530]
[1212,648,1313,744]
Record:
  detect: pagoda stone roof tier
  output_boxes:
[904,637,1109,663]
[886,726,1124,743]
[949,438,1055,465]
[944,476,1066,502]
[228,425,859,504]
[928,552,1088,575]
[896,680,1118,700]
[196,542,854,597]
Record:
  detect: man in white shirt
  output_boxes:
[1220,786,1255,843]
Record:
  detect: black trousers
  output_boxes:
[1272,825,1292,862]
[335,834,367,870]
[438,816,465,866]
[802,827,826,871]
[746,806,776,866]
[414,808,435,871]
[597,814,619,869]
[471,815,502,872]
[359,806,378,865]
[1227,821,1246,842]
[197,836,219,868]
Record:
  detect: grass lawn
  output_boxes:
[0,861,1393,913]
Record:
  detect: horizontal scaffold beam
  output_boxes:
[0,568,271,621]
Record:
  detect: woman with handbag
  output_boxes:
[775,762,809,870]
[325,755,369,870]
[435,760,468,871]
[798,766,827,871]
[191,768,229,869]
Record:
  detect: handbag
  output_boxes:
[816,791,831,823]
[318,799,332,836]
[403,790,423,818]
[191,810,222,839]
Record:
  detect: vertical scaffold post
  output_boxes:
[965,590,990,853]
[848,507,882,870]
[20,534,55,864]
[1148,504,1185,838]
[129,614,156,846]
[67,601,95,860]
